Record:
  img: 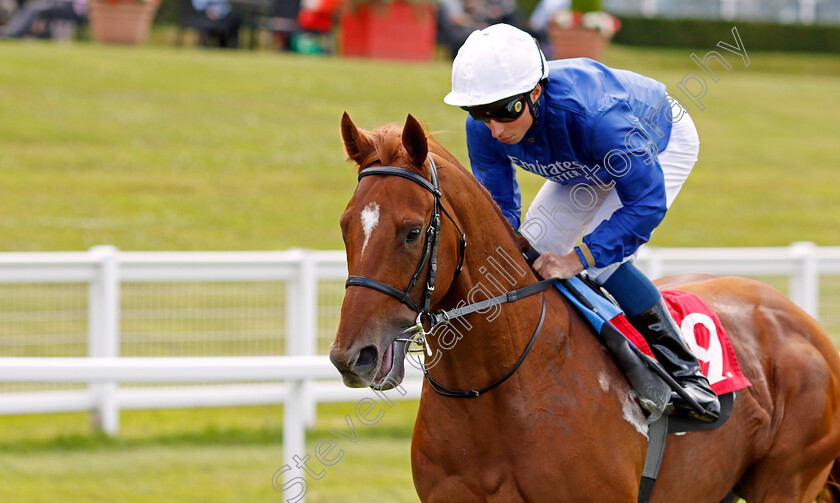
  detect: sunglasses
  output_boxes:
[462,95,528,123]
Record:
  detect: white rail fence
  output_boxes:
[0,242,838,498]
[0,246,426,430]
[605,0,832,24]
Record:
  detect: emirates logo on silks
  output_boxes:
[513,101,523,113]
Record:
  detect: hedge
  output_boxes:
[152,2,840,55]
[613,17,840,53]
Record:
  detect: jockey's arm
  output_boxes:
[577,106,668,269]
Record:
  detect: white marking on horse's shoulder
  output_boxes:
[597,372,610,393]
[360,202,380,256]
[622,391,649,439]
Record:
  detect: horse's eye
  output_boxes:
[406,228,422,243]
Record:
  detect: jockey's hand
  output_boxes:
[533,251,585,280]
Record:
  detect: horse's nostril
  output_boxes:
[354,345,378,374]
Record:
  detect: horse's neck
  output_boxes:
[426,168,572,392]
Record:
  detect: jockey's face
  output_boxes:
[484,85,541,145]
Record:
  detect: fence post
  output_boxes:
[88,245,120,436]
[283,378,308,502]
[286,249,317,427]
[789,241,819,320]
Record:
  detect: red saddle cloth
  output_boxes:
[611,289,752,396]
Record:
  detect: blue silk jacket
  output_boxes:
[465,58,675,268]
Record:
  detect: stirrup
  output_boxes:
[671,382,720,423]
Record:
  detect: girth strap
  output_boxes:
[638,414,669,503]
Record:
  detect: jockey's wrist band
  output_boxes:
[575,244,596,269]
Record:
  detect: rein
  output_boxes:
[422,292,549,398]
[344,154,554,398]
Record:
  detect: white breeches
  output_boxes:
[519,107,700,282]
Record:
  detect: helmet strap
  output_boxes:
[526,84,543,122]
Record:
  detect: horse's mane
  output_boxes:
[350,123,404,171]
[354,122,522,248]
[426,135,523,248]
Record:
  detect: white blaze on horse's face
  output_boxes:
[360,201,380,257]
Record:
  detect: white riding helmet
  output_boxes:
[444,24,549,108]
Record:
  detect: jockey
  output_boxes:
[443,23,720,422]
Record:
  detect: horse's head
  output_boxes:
[330,113,466,389]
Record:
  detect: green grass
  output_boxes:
[0,39,838,502]
[0,401,420,502]
[0,441,415,503]
[0,41,456,251]
[0,42,838,251]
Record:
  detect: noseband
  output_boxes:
[345,154,466,322]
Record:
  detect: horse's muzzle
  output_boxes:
[329,343,377,387]
[329,335,408,389]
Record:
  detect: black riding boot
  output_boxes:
[630,298,721,423]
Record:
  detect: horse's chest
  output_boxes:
[420,460,527,503]
[417,447,605,503]
[412,385,646,502]
[413,423,582,502]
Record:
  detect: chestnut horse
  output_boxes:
[330,113,840,503]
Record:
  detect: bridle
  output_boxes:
[344,154,554,398]
[345,154,466,323]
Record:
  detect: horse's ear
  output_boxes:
[401,114,428,168]
[341,112,375,166]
